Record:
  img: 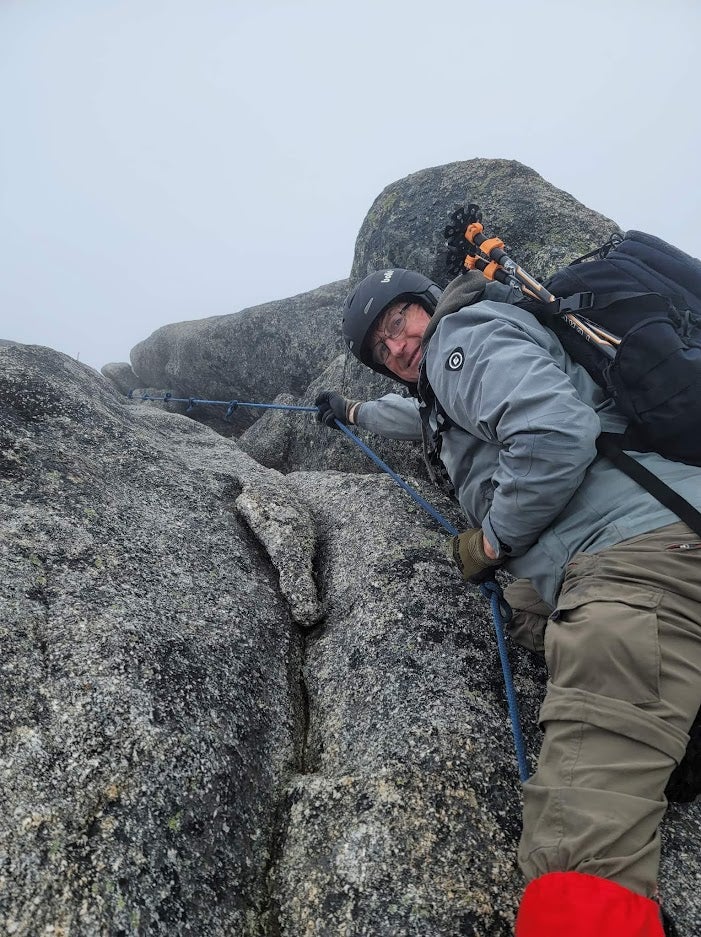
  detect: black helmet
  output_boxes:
[341,269,442,381]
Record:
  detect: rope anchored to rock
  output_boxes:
[128,391,318,415]
[129,389,530,781]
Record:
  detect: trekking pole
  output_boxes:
[445,206,620,359]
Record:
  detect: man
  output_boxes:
[315,267,701,936]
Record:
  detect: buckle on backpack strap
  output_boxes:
[558,291,595,314]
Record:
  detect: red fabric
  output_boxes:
[515,872,665,937]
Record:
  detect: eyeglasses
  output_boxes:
[371,302,412,366]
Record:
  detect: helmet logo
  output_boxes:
[380,270,394,283]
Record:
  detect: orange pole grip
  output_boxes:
[464,222,484,246]
[478,236,505,257]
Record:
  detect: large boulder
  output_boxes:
[350,157,621,288]
[129,280,349,433]
[100,361,142,395]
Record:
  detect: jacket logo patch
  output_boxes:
[445,347,464,371]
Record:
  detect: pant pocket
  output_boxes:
[545,581,663,704]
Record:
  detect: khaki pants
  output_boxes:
[503,578,554,654]
[511,522,701,898]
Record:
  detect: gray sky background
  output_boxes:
[2,0,700,372]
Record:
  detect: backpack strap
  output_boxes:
[418,409,455,497]
[531,291,673,328]
[417,363,457,498]
[597,433,701,538]
[558,289,673,316]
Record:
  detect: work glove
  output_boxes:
[314,391,360,429]
[449,527,502,584]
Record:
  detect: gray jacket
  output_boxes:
[356,282,701,605]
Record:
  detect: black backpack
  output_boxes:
[520,230,701,466]
[517,230,701,537]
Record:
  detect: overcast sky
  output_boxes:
[2,0,700,372]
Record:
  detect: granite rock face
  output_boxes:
[128,280,350,434]
[0,344,308,935]
[100,361,142,396]
[0,342,544,936]
[3,339,701,936]
[270,470,547,936]
[237,355,429,480]
[350,157,620,289]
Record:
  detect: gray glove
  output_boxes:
[314,391,361,430]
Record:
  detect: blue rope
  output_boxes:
[334,421,460,535]
[336,422,528,782]
[128,391,317,415]
[480,581,530,782]
[128,389,529,780]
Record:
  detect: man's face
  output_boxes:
[369,300,431,383]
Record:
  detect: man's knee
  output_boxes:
[504,578,553,654]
